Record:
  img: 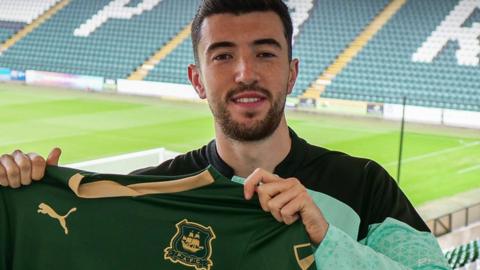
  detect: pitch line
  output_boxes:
[458,164,480,174]
[385,141,480,167]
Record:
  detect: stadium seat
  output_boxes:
[324,0,480,111]
[0,0,479,112]
[444,239,480,269]
[0,0,199,79]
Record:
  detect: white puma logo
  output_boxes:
[37,203,77,235]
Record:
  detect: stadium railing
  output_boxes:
[418,189,480,237]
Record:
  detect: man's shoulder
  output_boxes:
[297,138,395,198]
[301,139,377,174]
[291,129,374,171]
[321,150,386,176]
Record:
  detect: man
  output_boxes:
[0,0,450,269]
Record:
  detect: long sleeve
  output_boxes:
[314,218,451,269]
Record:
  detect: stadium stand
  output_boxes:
[0,22,23,43]
[0,0,479,112]
[322,0,480,111]
[445,239,480,269]
[291,0,390,97]
[0,0,198,79]
[0,0,59,24]
[143,0,316,84]
[0,0,59,43]
[144,35,193,84]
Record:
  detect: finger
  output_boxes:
[12,150,32,186]
[271,208,284,223]
[256,184,283,222]
[263,181,303,223]
[0,154,21,188]
[256,184,273,212]
[256,180,294,210]
[244,168,266,199]
[244,168,282,200]
[27,153,46,181]
[281,193,329,244]
[46,147,62,166]
[0,164,7,187]
[261,179,297,197]
[279,196,305,225]
[283,213,300,225]
[266,180,303,211]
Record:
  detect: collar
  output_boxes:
[206,127,307,179]
[205,140,235,178]
[273,128,308,178]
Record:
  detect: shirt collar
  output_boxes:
[206,127,306,179]
[273,128,308,178]
[206,140,234,178]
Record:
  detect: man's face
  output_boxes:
[189,11,298,141]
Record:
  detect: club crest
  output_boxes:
[164,219,216,270]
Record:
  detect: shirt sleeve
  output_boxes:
[314,218,451,269]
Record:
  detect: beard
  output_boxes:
[209,83,287,142]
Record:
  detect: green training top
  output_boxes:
[0,165,316,270]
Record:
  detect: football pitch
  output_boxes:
[1,82,479,206]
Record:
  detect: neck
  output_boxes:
[215,117,291,177]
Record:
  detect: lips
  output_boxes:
[230,92,267,104]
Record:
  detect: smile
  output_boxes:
[230,90,269,105]
[234,97,264,103]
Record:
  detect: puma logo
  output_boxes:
[37,203,77,235]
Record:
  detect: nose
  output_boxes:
[234,56,259,85]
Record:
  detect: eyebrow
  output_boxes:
[206,38,282,54]
[206,41,235,54]
[253,38,282,49]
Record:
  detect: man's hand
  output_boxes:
[0,148,61,188]
[244,168,329,245]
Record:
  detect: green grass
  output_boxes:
[1,83,479,206]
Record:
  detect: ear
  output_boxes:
[286,58,299,95]
[188,64,206,99]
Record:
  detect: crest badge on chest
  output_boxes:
[164,219,216,270]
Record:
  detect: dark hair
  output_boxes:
[191,0,293,65]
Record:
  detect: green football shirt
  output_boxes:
[0,165,316,270]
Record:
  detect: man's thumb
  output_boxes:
[46,147,62,165]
